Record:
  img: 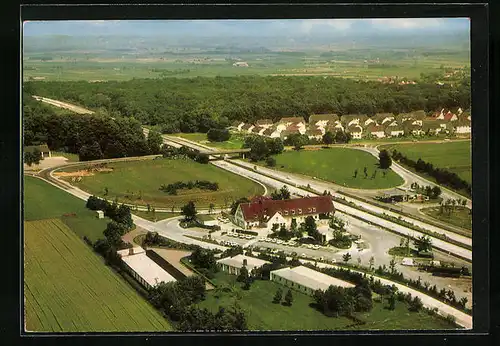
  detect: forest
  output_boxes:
[24,75,470,134]
[23,92,156,160]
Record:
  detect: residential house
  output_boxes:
[230,120,244,130]
[347,124,363,139]
[373,113,395,126]
[306,128,324,141]
[404,123,424,136]
[233,61,249,67]
[443,111,458,122]
[255,119,274,128]
[422,120,444,135]
[434,109,446,120]
[251,125,266,136]
[24,144,51,158]
[363,117,377,127]
[308,114,339,128]
[234,196,335,230]
[241,123,254,133]
[342,114,369,128]
[455,118,471,135]
[384,125,404,137]
[278,116,306,127]
[217,255,270,276]
[270,266,354,296]
[262,127,275,137]
[366,124,385,138]
[236,122,246,131]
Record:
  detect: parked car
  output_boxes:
[300,253,307,258]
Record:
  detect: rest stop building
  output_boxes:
[234,195,335,231]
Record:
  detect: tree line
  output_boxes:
[24,74,470,133]
[391,150,471,196]
[159,180,219,195]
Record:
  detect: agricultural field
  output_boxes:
[197,271,455,330]
[24,176,108,242]
[23,47,469,82]
[173,132,246,150]
[58,158,265,209]
[420,206,472,231]
[270,148,404,189]
[24,218,172,332]
[379,141,471,184]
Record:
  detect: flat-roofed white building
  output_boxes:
[120,247,177,289]
[270,265,355,295]
[216,254,270,276]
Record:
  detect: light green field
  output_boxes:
[380,141,471,184]
[173,132,246,150]
[59,158,264,209]
[197,271,454,330]
[24,176,108,242]
[271,148,404,189]
[24,218,172,332]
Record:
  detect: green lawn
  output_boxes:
[271,148,404,189]
[197,271,454,330]
[388,246,423,258]
[24,176,109,242]
[24,218,172,332]
[380,141,471,184]
[59,158,264,209]
[174,132,246,150]
[132,210,181,222]
[420,206,472,232]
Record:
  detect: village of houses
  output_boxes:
[231,108,471,141]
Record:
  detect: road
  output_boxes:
[163,135,471,261]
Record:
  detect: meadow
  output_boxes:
[270,148,404,189]
[24,218,172,332]
[132,210,181,222]
[379,141,471,184]
[24,176,108,242]
[59,158,265,209]
[197,271,455,330]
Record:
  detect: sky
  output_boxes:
[23,18,469,38]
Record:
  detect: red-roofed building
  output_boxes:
[234,196,335,230]
[443,111,458,122]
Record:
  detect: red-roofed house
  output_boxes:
[234,196,335,230]
[443,111,458,122]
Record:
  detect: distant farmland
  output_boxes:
[24,219,172,332]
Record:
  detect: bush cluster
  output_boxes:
[159,180,219,195]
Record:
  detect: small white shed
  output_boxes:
[96,210,104,219]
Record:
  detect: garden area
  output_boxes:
[420,205,472,231]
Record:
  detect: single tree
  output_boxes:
[369,256,375,270]
[284,289,293,306]
[387,294,396,310]
[104,187,109,196]
[378,149,392,169]
[363,167,368,178]
[147,130,163,154]
[181,201,197,221]
[342,252,352,263]
[290,218,298,232]
[322,131,335,145]
[353,169,358,178]
[389,257,397,274]
[273,288,283,304]
[209,203,215,215]
[414,235,432,253]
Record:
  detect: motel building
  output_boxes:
[216,254,270,276]
[117,246,176,290]
[270,265,355,296]
[234,196,335,230]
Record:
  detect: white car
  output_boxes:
[245,235,253,240]
[300,253,307,258]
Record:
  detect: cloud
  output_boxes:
[369,18,445,29]
[300,19,355,34]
